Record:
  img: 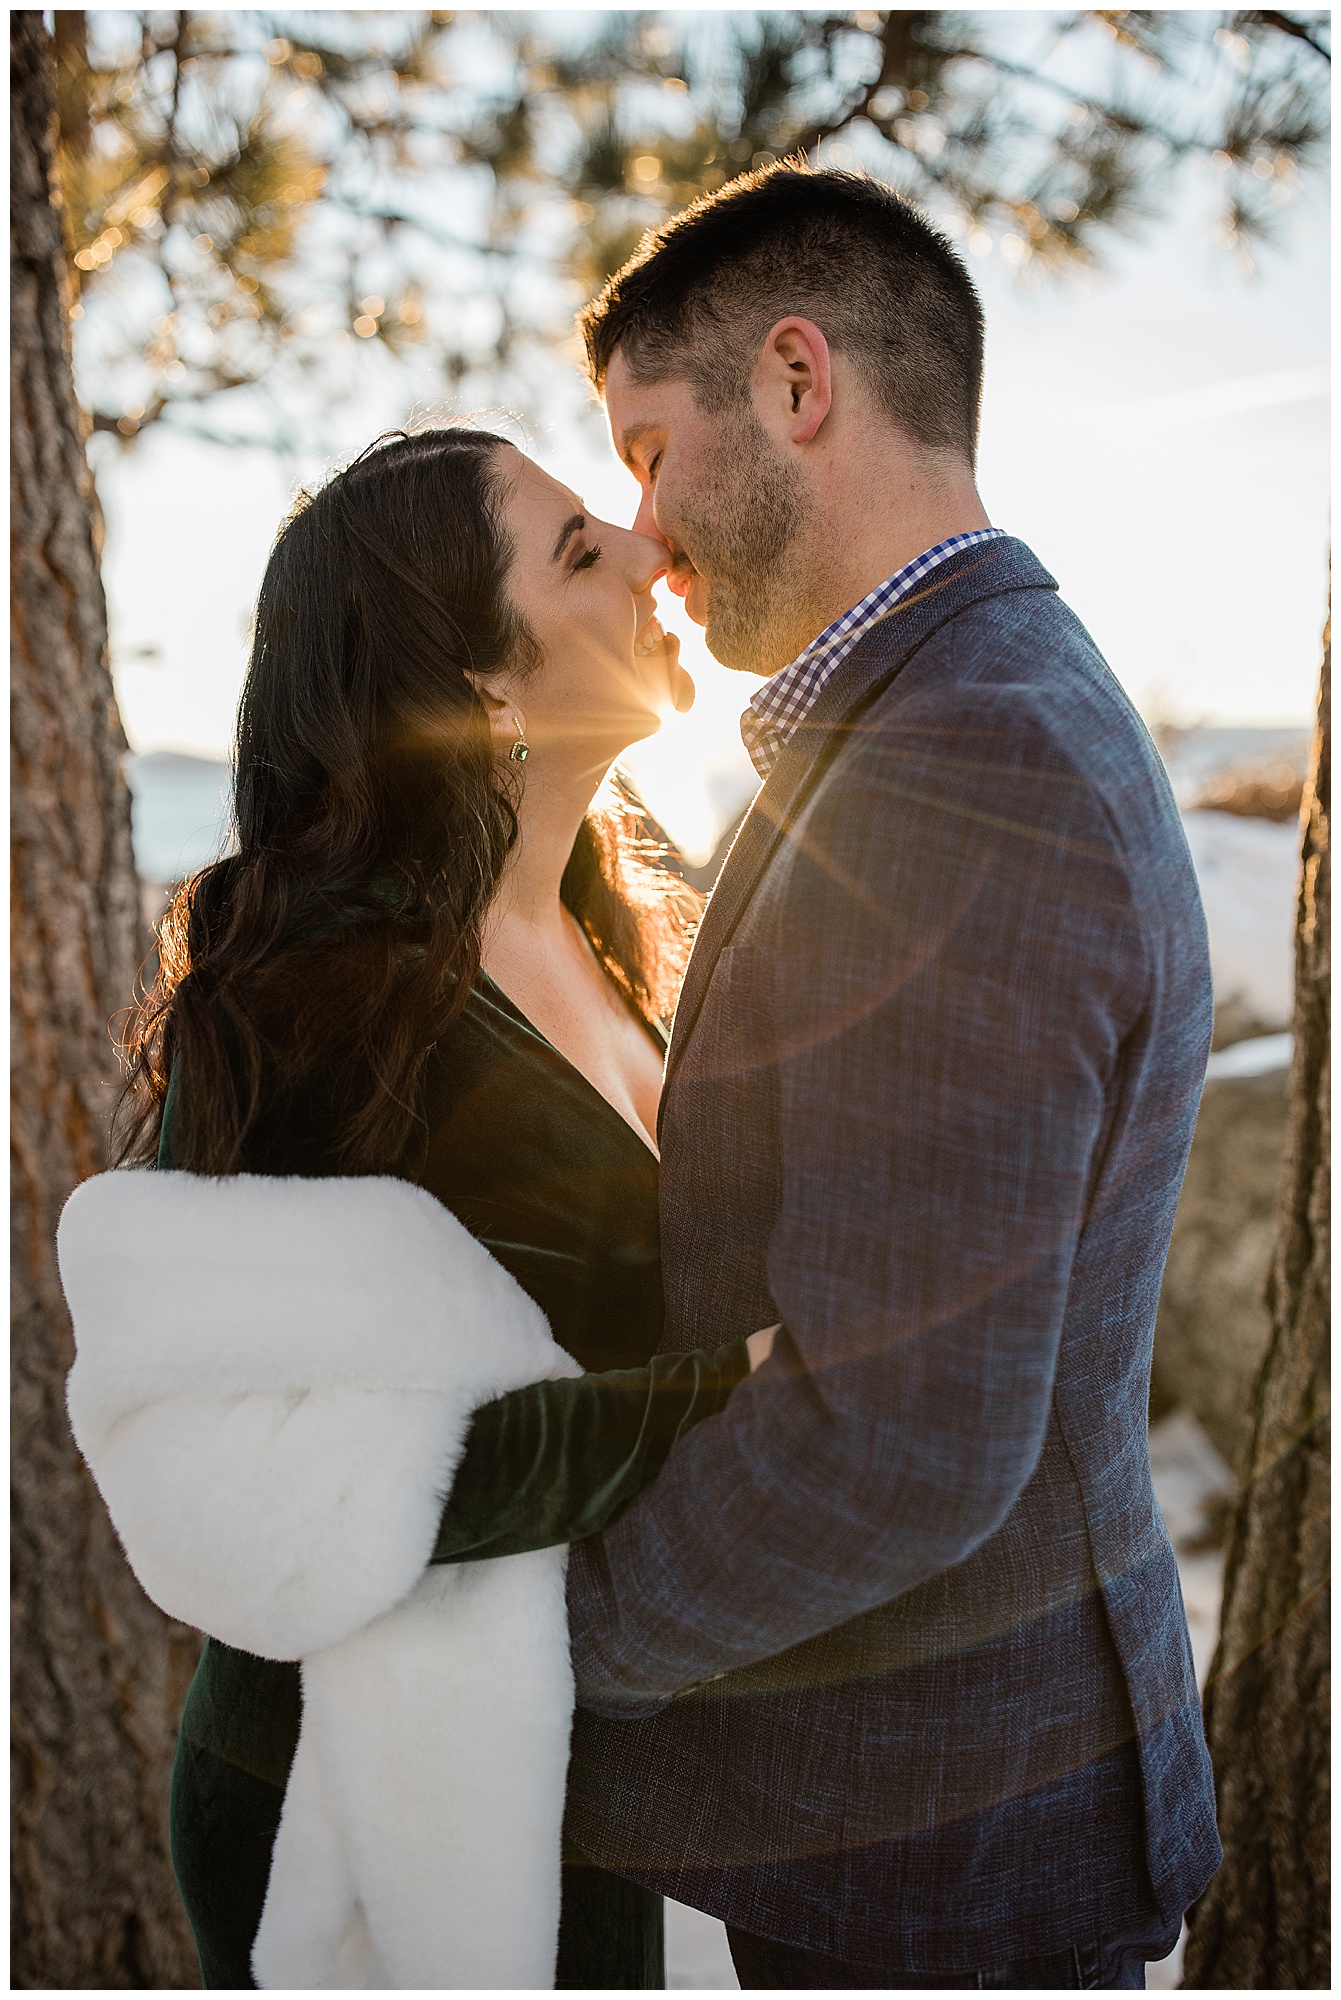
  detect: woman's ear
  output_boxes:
[464,673,526,758]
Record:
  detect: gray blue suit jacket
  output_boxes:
[564,537,1221,1972]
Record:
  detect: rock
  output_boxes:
[1151,1062,1290,1474]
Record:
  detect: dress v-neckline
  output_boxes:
[476,971,663,1163]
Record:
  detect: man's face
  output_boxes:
[605,347,815,677]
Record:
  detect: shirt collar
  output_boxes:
[740,528,1006,781]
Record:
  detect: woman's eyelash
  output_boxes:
[572,544,602,572]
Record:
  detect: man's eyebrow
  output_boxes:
[550,512,585,562]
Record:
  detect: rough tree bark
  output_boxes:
[1182,623,1331,1990]
[10,14,201,1987]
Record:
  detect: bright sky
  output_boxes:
[99,86,1329,864]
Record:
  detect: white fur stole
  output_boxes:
[59,1169,581,1989]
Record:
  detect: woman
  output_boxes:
[67,428,774,1988]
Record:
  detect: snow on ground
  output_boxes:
[1204,1031,1293,1081]
[666,1899,739,1990]
[1180,809,1300,1032]
[666,1411,1235,1992]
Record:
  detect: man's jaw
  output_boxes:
[664,549,795,675]
[705,583,810,679]
[666,552,760,669]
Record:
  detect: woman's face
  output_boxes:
[491,447,694,778]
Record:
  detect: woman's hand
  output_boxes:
[746,1324,780,1371]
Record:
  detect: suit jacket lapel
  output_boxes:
[661,539,1058,1117]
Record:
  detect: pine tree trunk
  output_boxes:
[1182,622,1331,1990]
[10,14,201,1987]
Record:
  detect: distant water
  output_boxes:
[1154,725,1311,805]
[125,751,233,886]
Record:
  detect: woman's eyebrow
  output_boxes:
[551,512,585,562]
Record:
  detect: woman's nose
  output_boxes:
[621,523,670,593]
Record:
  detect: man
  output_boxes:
[564,164,1220,1990]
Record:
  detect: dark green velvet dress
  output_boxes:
[166,974,748,1990]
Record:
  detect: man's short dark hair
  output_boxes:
[579,161,985,465]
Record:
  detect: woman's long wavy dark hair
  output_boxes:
[115,427,698,1177]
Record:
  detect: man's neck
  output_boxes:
[812,520,992,643]
[780,445,991,667]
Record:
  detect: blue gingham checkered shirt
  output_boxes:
[740,528,1006,780]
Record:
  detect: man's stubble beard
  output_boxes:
[674,404,819,678]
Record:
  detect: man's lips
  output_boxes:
[662,551,701,600]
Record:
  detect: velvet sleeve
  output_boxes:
[155,1073,749,1568]
[429,1339,752,1565]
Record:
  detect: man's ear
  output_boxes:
[754,316,833,445]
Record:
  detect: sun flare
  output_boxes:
[618,593,762,868]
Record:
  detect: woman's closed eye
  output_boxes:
[571,543,603,572]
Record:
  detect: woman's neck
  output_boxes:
[477,751,665,1157]
[486,759,607,941]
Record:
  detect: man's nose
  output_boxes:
[631,484,661,544]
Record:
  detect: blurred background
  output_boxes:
[32,9,1330,1987]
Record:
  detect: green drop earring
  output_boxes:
[508,715,530,765]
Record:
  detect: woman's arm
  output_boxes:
[430,1331,774,1565]
[157,1081,776,1569]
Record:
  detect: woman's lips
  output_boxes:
[633,615,695,713]
[634,613,667,657]
[670,656,696,712]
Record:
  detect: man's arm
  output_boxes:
[568,686,1146,1715]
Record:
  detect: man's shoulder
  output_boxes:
[854,580,1172,818]
[801,579,1190,902]
[877,575,1115,719]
